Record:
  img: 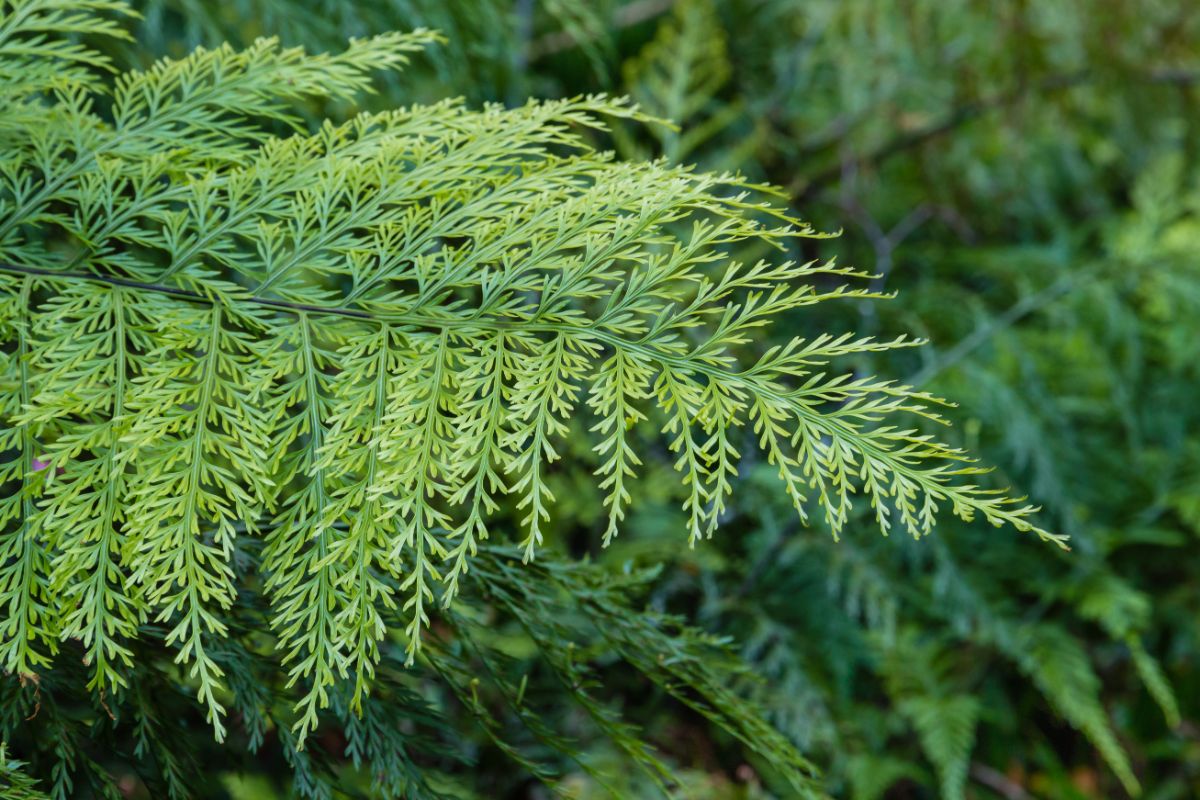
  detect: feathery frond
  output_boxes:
[0,0,1063,757]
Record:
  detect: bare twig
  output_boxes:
[970,763,1035,800]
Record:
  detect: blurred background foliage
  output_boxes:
[11,0,1200,798]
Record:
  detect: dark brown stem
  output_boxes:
[0,263,372,321]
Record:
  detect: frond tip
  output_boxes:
[0,0,1065,741]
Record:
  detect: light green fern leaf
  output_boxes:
[0,0,1065,745]
[0,742,51,800]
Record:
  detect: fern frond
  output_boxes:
[0,275,55,676]
[0,741,50,800]
[618,0,744,163]
[259,310,349,739]
[0,22,442,260]
[1013,624,1139,795]
[880,633,978,800]
[0,0,133,97]
[467,548,826,798]
[0,0,1065,746]
[16,282,145,693]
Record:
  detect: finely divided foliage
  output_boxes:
[0,0,1063,750]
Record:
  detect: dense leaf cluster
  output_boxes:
[6,0,1195,798]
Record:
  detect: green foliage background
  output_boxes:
[3,1,1199,798]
